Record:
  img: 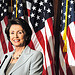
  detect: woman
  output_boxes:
[0,18,43,75]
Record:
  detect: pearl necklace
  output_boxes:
[12,47,25,60]
[12,54,21,59]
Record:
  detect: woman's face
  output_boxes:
[9,24,26,47]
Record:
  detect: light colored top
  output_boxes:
[0,46,43,75]
[6,63,15,75]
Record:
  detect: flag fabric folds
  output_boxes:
[25,0,55,75]
[0,1,9,64]
[0,0,55,75]
[59,0,75,75]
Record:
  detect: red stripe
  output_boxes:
[4,16,8,26]
[36,30,48,75]
[28,40,35,50]
[59,60,65,75]
[8,41,14,52]
[0,22,7,54]
[46,18,54,75]
[42,66,47,75]
[67,26,75,60]
[27,9,30,17]
[47,18,53,36]
[0,60,1,64]
[36,31,45,52]
[45,28,54,75]
[60,35,73,75]
[74,21,75,24]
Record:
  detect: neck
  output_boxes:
[15,46,25,52]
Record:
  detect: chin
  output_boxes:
[14,44,24,47]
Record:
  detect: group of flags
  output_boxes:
[0,0,75,75]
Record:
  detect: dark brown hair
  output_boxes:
[5,18,32,46]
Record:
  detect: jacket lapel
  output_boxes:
[9,46,33,74]
[0,51,14,75]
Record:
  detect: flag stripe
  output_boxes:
[47,18,53,36]
[0,41,4,60]
[67,24,75,60]
[0,22,7,54]
[25,0,54,75]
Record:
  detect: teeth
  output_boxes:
[14,40,19,42]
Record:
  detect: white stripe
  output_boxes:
[1,19,9,49]
[0,41,4,62]
[59,46,67,75]
[67,37,75,66]
[45,20,54,60]
[25,3,53,73]
[45,47,52,75]
[28,17,46,69]
[41,21,53,74]
[26,1,31,10]
[69,22,75,42]
[67,24,75,66]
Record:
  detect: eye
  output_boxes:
[18,31,23,34]
[10,32,14,34]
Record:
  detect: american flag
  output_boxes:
[25,0,55,75]
[59,0,75,75]
[12,0,24,19]
[0,1,10,64]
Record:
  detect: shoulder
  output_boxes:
[26,46,43,58]
[31,49,43,57]
[30,49,43,61]
[1,51,14,63]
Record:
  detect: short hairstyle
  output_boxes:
[5,18,32,46]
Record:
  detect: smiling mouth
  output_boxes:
[13,40,20,43]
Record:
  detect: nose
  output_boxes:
[14,33,18,38]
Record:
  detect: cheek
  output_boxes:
[19,35,25,41]
[10,35,13,41]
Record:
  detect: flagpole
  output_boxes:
[53,0,61,75]
[16,0,17,18]
[11,0,13,12]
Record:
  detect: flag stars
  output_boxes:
[18,9,21,13]
[32,6,36,10]
[13,11,15,15]
[0,4,2,7]
[44,6,46,10]
[37,15,40,19]
[21,16,24,19]
[69,7,72,11]
[47,8,51,13]
[20,3,23,7]
[5,3,8,6]
[61,9,63,14]
[70,0,74,4]
[63,19,65,23]
[39,1,43,6]
[49,3,52,6]
[64,12,66,16]
[34,0,38,3]
[4,9,7,12]
[38,8,42,13]
[35,22,38,27]
[42,18,45,22]
[68,15,71,18]
[1,13,3,16]
[14,4,16,8]
[62,2,64,6]
[31,13,35,18]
